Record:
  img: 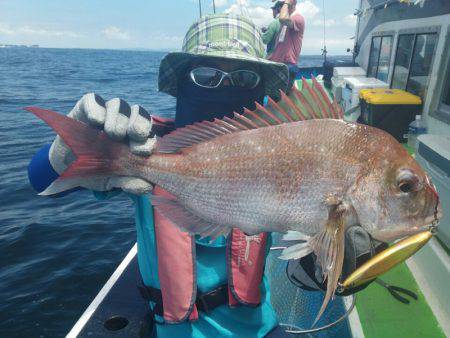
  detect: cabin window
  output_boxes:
[392,32,438,99]
[392,34,415,90]
[368,37,382,78]
[377,36,393,82]
[407,33,438,98]
[367,35,392,82]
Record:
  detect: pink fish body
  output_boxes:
[145,119,405,236]
[26,79,442,326]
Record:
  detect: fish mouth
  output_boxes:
[371,182,442,244]
[372,226,428,243]
[371,216,437,243]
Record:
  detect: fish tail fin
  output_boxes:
[26,106,132,195]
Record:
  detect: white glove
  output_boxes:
[49,93,155,195]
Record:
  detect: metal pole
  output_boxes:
[213,0,216,13]
[198,0,202,18]
[322,0,327,62]
[353,0,363,63]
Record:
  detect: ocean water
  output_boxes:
[0,48,350,337]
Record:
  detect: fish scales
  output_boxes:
[142,120,371,235]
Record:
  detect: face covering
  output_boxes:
[175,80,265,128]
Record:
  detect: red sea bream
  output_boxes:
[26,78,442,325]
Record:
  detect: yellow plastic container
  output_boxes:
[359,88,421,105]
[359,88,422,142]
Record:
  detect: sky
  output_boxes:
[0,0,359,55]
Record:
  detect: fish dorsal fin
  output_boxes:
[157,77,342,153]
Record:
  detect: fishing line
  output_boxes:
[279,294,356,334]
[270,245,356,334]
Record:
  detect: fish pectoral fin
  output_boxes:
[282,230,310,242]
[279,231,313,260]
[279,241,313,260]
[151,196,230,239]
[309,208,347,328]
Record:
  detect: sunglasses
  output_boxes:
[190,67,261,89]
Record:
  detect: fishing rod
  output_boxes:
[353,0,363,63]
[321,0,327,62]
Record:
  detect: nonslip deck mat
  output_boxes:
[355,263,445,338]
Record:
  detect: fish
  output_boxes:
[25,78,442,326]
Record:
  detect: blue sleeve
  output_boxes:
[28,145,127,199]
[28,144,60,193]
[28,144,81,196]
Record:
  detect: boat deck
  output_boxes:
[68,241,446,338]
[67,245,154,337]
[356,263,445,338]
[69,243,356,337]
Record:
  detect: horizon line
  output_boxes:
[0,45,352,57]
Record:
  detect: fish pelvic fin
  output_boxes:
[157,77,342,153]
[26,107,133,195]
[279,208,347,327]
[151,195,230,239]
[310,205,347,328]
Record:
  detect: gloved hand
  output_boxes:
[49,93,155,195]
[286,225,388,295]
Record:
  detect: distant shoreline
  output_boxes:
[0,46,351,57]
[0,44,40,48]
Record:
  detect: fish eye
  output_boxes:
[398,180,416,193]
[396,169,420,194]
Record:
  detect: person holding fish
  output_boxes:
[27,13,441,338]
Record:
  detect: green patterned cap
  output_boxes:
[158,13,289,99]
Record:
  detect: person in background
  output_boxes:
[261,1,283,57]
[268,0,305,93]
